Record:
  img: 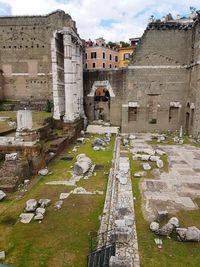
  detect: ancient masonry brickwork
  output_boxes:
[84,16,200,137]
[0,10,84,122]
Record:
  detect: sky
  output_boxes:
[0,0,199,42]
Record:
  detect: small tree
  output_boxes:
[44,99,53,113]
[120,41,130,48]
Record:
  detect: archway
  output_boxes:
[87,80,115,122]
[94,86,110,121]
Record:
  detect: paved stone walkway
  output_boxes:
[98,137,140,266]
[131,133,200,221]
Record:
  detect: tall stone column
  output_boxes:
[79,46,85,116]
[63,34,75,122]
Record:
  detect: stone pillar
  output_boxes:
[63,34,75,122]
[51,33,65,120]
[78,46,85,116]
[17,110,32,130]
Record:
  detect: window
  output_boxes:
[85,63,87,69]
[110,54,112,60]
[103,52,105,59]
[128,107,137,121]
[85,53,87,59]
[91,52,97,59]
[123,53,130,60]
[115,56,118,62]
[92,62,96,68]
[103,63,105,68]
[109,64,112,68]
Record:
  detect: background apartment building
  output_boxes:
[85,38,118,70]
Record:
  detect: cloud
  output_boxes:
[0,0,199,41]
[0,1,11,15]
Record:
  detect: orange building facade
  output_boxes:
[85,38,118,70]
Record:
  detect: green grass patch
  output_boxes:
[0,134,115,267]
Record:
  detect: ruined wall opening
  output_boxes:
[147,95,159,124]
[94,86,110,121]
[185,112,190,134]
[169,107,179,123]
[191,109,194,126]
[128,107,138,121]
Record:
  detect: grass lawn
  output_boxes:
[131,155,200,267]
[0,111,52,133]
[0,134,115,267]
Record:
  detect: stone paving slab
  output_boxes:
[86,125,119,134]
[131,134,200,220]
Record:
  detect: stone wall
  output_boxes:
[84,18,200,137]
[0,10,71,102]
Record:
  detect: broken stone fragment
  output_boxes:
[20,213,34,223]
[142,162,151,170]
[24,179,30,185]
[25,199,38,212]
[38,199,51,208]
[156,159,164,168]
[150,221,160,232]
[155,217,179,236]
[59,192,70,200]
[132,154,141,160]
[122,138,129,146]
[0,251,6,260]
[154,238,163,248]
[76,137,85,144]
[93,146,100,151]
[0,190,6,201]
[73,187,93,194]
[38,167,49,176]
[149,155,160,162]
[156,149,166,156]
[34,213,44,221]
[92,138,105,147]
[5,152,18,161]
[36,207,46,215]
[156,222,174,236]
[54,200,63,209]
[177,226,200,242]
[140,154,150,161]
[129,134,136,140]
[157,211,168,222]
[134,171,146,177]
[74,154,92,175]
[168,217,179,228]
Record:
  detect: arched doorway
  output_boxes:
[94,86,110,121]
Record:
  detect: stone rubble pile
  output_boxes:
[150,216,200,242]
[131,146,165,173]
[5,152,18,161]
[20,198,51,223]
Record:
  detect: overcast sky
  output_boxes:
[0,0,199,42]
